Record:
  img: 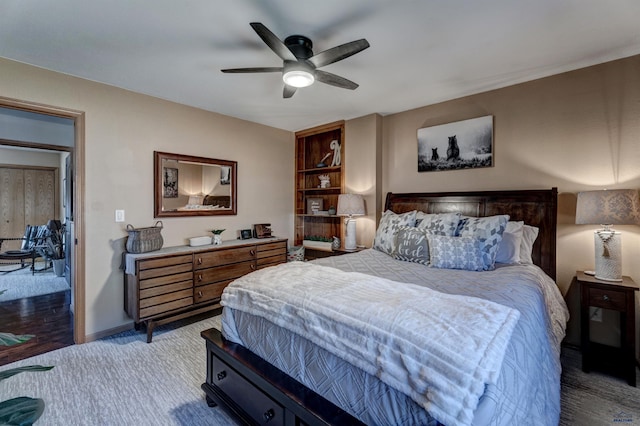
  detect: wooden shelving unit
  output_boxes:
[294,121,345,255]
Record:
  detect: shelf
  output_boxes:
[297,187,341,192]
[297,166,341,174]
[295,121,345,249]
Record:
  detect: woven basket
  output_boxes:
[126,221,164,254]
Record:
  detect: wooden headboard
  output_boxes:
[384,188,558,280]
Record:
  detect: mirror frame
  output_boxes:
[154,151,237,217]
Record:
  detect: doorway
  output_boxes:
[0,96,85,365]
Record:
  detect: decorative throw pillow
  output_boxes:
[373,210,417,255]
[495,221,524,264]
[427,235,486,271]
[456,214,509,270]
[415,212,461,236]
[519,224,539,264]
[393,226,430,264]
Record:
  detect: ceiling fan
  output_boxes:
[221,22,370,98]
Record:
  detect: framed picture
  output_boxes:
[163,167,178,198]
[306,198,323,215]
[220,166,231,185]
[417,115,493,172]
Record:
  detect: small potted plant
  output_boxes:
[210,229,225,245]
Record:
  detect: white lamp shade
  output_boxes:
[337,194,365,217]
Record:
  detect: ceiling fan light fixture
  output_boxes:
[283,69,314,88]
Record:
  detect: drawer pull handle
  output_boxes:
[216,370,227,381]
[250,250,256,256]
[197,258,202,265]
[250,264,256,271]
[198,291,203,298]
[198,274,203,282]
[263,409,275,422]
[602,294,609,301]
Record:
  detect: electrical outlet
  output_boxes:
[589,307,602,322]
[115,209,125,223]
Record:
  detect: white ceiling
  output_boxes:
[2,1,640,132]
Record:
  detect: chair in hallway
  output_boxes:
[0,224,48,274]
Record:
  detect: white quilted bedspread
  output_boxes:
[222,261,520,426]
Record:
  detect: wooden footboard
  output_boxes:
[201,328,364,426]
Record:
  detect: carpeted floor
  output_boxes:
[1,315,638,425]
[0,261,69,302]
[0,315,238,426]
[559,346,640,425]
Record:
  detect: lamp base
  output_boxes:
[593,231,622,282]
[344,219,357,250]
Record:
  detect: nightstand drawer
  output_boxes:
[588,287,626,310]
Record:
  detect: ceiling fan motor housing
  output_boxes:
[284,35,313,59]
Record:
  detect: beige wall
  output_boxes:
[0,58,293,338]
[344,114,382,248]
[379,55,640,347]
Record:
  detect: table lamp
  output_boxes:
[575,189,640,281]
[337,194,365,250]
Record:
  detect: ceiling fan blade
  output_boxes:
[283,85,297,98]
[308,39,370,68]
[315,70,359,90]
[250,22,297,62]
[221,67,283,73]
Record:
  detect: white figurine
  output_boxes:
[318,174,331,188]
[330,140,341,167]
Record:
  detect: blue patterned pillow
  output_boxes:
[373,210,417,255]
[427,235,486,271]
[415,212,461,236]
[393,226,430,264]
[455,215,509,270]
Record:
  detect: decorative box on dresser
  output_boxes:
[124,238,287,342]
[577,270,639,386]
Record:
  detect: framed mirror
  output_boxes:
[154,151,237,217]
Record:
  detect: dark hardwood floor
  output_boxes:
[0,289,74,366]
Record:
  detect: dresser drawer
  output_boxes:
[194,246,256,269]
[211,355,284,426]
[139,262,192,281]
[257,254,286,269]
[195,261,256,285]
[139,271,193,290]
[257,241,287,256]
[139,291,193,319]
[194,280,233,304]
[138,254,192,273]
[140,278,192,299]
[588,287,627,310]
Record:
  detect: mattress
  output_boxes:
[221,249,569,425]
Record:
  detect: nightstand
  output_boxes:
[577,271,639,386]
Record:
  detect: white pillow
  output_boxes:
[415,211,460,236]
[519,224,539,264]
[373,210,417,255]
[495,221,524,264]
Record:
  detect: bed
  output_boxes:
[201,188,569,426]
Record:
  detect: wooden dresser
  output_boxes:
[124,238,287,342]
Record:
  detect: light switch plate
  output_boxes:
[115,210,125,222]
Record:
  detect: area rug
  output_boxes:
[0,315,237,426]
[0,261,69,302]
